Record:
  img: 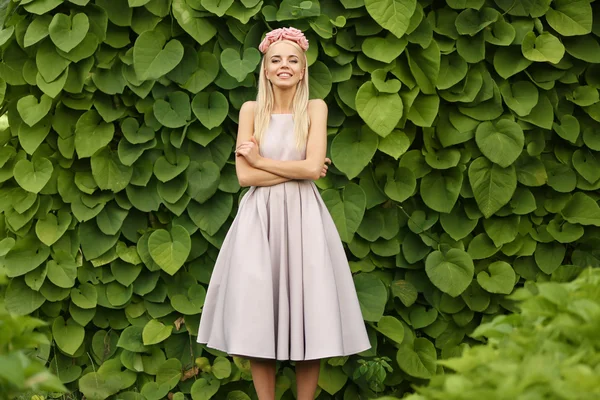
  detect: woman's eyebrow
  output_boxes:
[270,54,299,58]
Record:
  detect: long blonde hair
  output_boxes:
[253,40,310,150]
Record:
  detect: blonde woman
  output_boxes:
[197,27,371,400]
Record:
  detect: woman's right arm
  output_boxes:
[235,101,291,187]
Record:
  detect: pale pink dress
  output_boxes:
[196,114,371,360]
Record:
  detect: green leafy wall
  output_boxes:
[0,0,599,399]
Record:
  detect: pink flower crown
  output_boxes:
[258,27,309,54]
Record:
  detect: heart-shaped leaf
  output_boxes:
[220,47,261,82]
[120,118,155,144]
[191,92,229,129]
[365,0,417,39]
[148,225,191,275]
[13,157,53,193]
[356,81,403,137]
[371,69,401,94]
[475,119,524,168]
[75,110,115,158]
[153,91,191,128]
[321,183,366,243]
[49,13,89,52]
[522,31,565,64]
[425,249,474,297]
[187,192,232,236]
[170,284,206,315]
[154,153,190,182]
[17,94,52,127]
[362,34,408,63]
[91,148,133,192]
[186,161,220,203]
[477,261,516,294]
[331,126,379,179]
[133,31,184,81]
[18,115,52,154]
[142,319,173,345]
[36,211,71,246]
[52,316,85,355]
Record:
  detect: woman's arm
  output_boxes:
[240,99,328,181]
[235,101,291,187]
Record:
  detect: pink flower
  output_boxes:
[258,27,309,54]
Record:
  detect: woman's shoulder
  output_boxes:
[308,99,327,118]
[240,101,257,116]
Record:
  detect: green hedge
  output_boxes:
[404,267,600,400]
[0,0,598,399]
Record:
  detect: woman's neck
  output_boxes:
[271,86,296,114]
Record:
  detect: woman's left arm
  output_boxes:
[246,100,328,180]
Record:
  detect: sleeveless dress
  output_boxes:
[196,114,371,361]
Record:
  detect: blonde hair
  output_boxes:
[253,40,310,150]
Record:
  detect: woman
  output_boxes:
[197,27,371,400]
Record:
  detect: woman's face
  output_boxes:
[264,41,305,89]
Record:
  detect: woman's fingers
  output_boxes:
[325,157,332,165]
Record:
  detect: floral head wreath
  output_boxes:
[258,27,309,54]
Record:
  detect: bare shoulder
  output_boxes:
[308,98,327,113]
[240,100,257,117]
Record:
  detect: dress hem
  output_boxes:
[196,340,372,361]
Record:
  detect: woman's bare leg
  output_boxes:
[295,359,320,400]
[250,358,276,400]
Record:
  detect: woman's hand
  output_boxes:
[320,157,331,178]
[235,136,261,167]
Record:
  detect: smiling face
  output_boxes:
[264,40,305,89]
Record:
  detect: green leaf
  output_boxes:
[17,94,52,127]
[354,273,387,322]
[425,249,474,297]
[356,82,403,137]
[91,148,133,192]
[191,378,220,400]
[362,34,407,63]
[331,126,379,179]
[317,362,347,395]
[52,316,85,355]
[201,0,233,16]
[153,91,191,128]
[133,31,184,81]
[499,80,539,116]
[188,192,232,236]
[75,110,115,158]
[561,192,600,226]
[321,183,366,243]
[385,166,416,203]
[191,92,229,129]
[70,282,98,309]
[18,116,52,155]
[49,13,89,52]
[375,315,405,343]
[13,157,53,193]
[142,319,173,345]
[396,338,436,379]
[545,0,592,36]
[36,211,71,246]
[148,225,191,276]
[5,277,46,315]
[455,7,500,35]
[212,357,231,379]
[521,31,565,64]
[468,157,517,218]
[407,93,439,127]
[365,0,417,38]
[475,120,524,167]
[24,14,53,47]
[220,48,261,83]
[477,261,516,294]
[172,0,217,45]
[420,168,462,213]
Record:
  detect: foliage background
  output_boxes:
[0,0,599,399]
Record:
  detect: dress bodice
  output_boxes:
[259,114,306,161]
